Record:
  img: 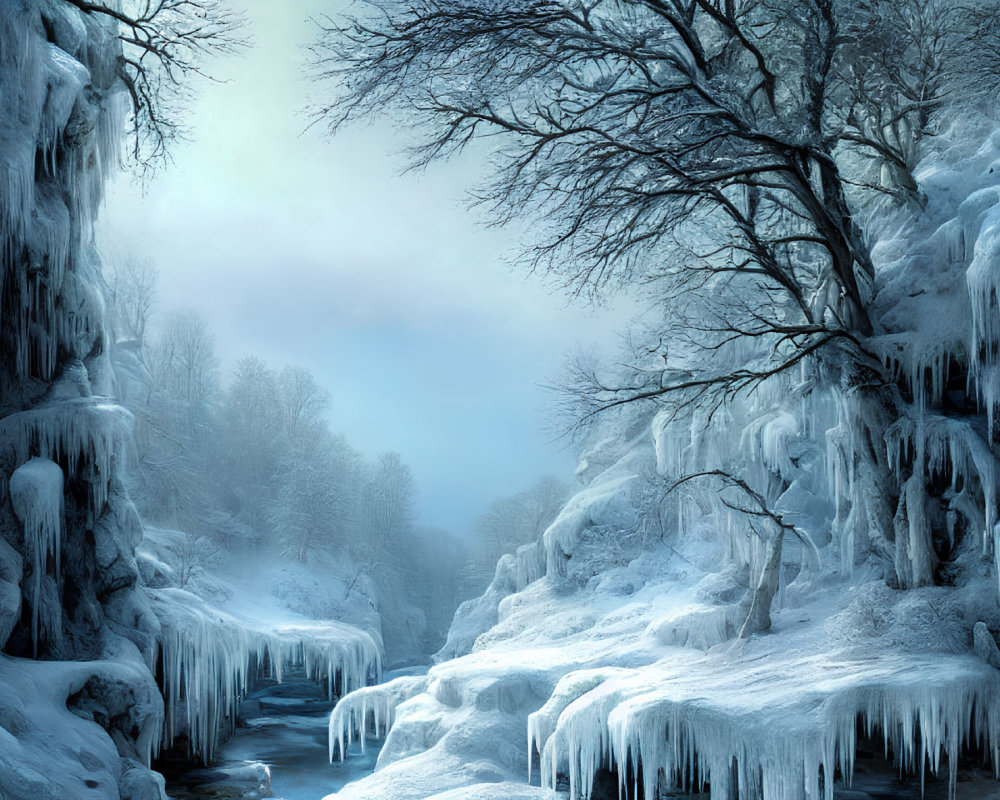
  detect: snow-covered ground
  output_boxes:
[326,447,1000,800]
[0,649,164,800]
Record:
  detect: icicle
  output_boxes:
[0,399,132,520]
[327,674,428,762]
[535,653,1000,800]
[9,457,64,655]
[151,589,381,763]
[966,195,1000,438]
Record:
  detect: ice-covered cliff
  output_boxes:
[0,2,167,797]
[325,132,1000,800]
[0,3,383,797]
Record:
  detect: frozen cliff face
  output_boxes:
[0,2,164,798]
[326,131,1000,800]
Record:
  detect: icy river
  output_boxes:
[163,672,382,800]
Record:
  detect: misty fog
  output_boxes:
[7,1,1000,799]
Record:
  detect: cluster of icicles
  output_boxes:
[529,653,1000,800]
[328,674,428,762]
[1,398,132,654]
[152,588,382,763]
[2,398,132,518]
[869,134,1000,587]
[327,654,1000,800]
[0,0,133,666]
[0,1,124,383]
[7,457,63,655]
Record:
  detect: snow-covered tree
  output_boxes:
[278,364,331,445]
[313,0,1000,628]
[358,451,418,574]
[150,310,219,410]
[130,310,219,526]
[105,254,158,348]
[217,355,283,549]
[835,0,1000,206]
[273,430,364,563]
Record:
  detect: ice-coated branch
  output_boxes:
[563,325,877,433]
[311,0,882,332]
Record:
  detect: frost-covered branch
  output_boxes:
[62,0,247,167]
[833,0,1000,207]
[311,0,878,332]
[314,0,1000,595]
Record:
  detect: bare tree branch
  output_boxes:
[63,0,248,169]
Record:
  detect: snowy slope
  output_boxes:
[323,131,1000,800]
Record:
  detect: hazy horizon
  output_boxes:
[98,0,637,537]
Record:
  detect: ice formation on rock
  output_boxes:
[537,650,1000,800]
[2,399,132,519]
[0,0,122,384]
[8,457,63,653]
[329,673,429,761]
[153,586,382,763]
[0,3,179,797]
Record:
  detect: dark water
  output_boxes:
[165,676,381,800]
[839,754,1000,800]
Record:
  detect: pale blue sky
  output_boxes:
[99,0,635,535]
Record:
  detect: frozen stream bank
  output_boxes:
[162,671,382,800]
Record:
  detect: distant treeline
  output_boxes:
[103,256,570,658]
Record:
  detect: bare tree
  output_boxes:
[135,311,219,526]
[668,471,818,636]
[360,451,417,573]
[106,254,158,348]
[174,533,220,588]
[273,431,362,563]
[314,0,878,335]
[278,364,331,445]
[219,355,283,549]
[150,310,218,409]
